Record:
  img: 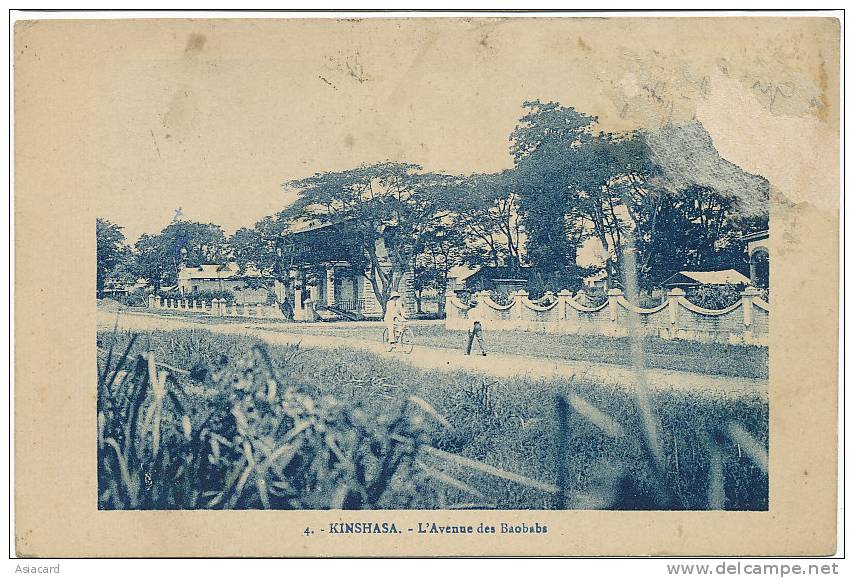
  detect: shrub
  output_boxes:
[687,283,743,309]
[97,329,769,511]
[97,336,435,509]
[488,290,514,306]
[120,287,149,307]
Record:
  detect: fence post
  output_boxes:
[607,288,623,322]
[667,288,685,338]
[557,289,572,321]
[740,287,761,343]
[147,294,155,308]
[741,287,761,328]
[182,299,188,310]
[475,290,491,322]
[512,290,527,320]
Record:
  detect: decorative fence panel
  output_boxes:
[446,287,769,345]
[148,295,286,320]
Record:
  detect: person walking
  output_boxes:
[465,297,487,356]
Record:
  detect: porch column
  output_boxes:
[326,265,335,307]
[749,255,757,285]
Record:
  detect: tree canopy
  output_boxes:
[98,98,770,308]
[96,218,130,298]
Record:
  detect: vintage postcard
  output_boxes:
[14,12,840,557]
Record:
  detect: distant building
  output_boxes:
[177,263,278,304]
[447,265,529,296]
[660,269,751,290]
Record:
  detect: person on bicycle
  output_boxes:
[385,291,407,344]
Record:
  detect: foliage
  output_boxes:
[98,329,769,510]
[229,215,294,319]
[99,99,771,320]
[511,101,655,288]
[486,290,513,307]
[115,287,149,307]
[686,283,744,310]
[98,333,434,509]
[509,101,769,293]
[132,220,228,293]
[412,222,466,316]
[96,218,131,298]
[633,186,767,289]
[527,269,581,300]
[453,171,524,271]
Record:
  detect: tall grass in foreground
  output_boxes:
[98,329,768,510]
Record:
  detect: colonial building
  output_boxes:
[177,263,278,304]
[281,221,416,321]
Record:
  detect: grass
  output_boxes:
[98,328,768,511]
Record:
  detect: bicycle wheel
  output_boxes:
[400,327,414,354]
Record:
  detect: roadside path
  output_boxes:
[98,309,767,397]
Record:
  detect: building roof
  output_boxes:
[448,265,479,282]
[289,220,334,235]
[450,265,530,287]
[741,230,769,242]
[662,269,751,287]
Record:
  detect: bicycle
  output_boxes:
[382,324,414,354]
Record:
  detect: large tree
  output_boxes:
[454,171,524,271]
[509,101,767,293]
[411,220,466,316]
[96,218,130,298]
[633,121,771,288]
[283,162,455,313]
[511,100,654,288]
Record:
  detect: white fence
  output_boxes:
[147,295,285,320]
[446,288,769,345]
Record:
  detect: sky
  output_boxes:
[38,16,836,243]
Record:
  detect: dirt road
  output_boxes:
[97,309,767,397]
